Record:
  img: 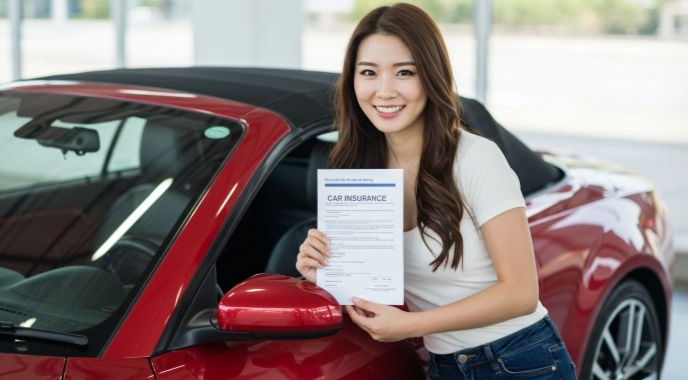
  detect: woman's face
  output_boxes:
[354,33,427,137]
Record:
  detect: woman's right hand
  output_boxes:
[296,229,331,283]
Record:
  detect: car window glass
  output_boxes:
[0,92,244,358]
[0,111,118,193]
[107,116,145,172]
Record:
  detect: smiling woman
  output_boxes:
[295,3,577,380]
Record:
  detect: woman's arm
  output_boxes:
[346,207,539,341]
[410,206,539,335]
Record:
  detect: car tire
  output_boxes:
[580,279,663,380]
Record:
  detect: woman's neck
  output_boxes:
[385,120,424,169]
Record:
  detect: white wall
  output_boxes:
[193,0,304,68]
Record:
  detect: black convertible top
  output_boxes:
[38,67,561,195]
[40,67,339,130]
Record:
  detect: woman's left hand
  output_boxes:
[344,297,418,342]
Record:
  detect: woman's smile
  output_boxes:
[374,105,405,118]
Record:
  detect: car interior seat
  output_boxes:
[264,140,330,278]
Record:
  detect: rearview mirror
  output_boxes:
[216,274,342,339]
[14,120,100,155]
[37,127,100,155]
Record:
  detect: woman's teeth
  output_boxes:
[375,105,404,113]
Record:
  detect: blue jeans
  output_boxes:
[427,316,576,379]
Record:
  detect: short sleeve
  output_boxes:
[456,135,526,227]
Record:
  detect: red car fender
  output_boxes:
[565,240,671,369]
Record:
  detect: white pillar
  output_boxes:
[9,0,22,80]
[51,0,68,24]
[474,0,492,105]
[193,0,304,68]
[679,12,688,37]
[658,4,675,39]
[112,0,127,68]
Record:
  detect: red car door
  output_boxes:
[151,317,425,380]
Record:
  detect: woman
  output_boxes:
[296,3,576,379]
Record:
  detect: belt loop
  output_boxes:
[544,315,564,341]
[483,344,502,375]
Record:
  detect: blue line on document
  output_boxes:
[324,183,396,187]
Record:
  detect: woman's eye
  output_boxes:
[397,70,415,76]
[360,69,376,76]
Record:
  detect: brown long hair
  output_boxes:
[330,3,471,271]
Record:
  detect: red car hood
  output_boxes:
[0,354,64,379]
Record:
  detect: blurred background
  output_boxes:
[0,0,686,375]
[0,0,686,141]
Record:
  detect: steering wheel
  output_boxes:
[91,236,159,286]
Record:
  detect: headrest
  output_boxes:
[306,141,330,209]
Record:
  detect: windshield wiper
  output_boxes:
[0,321,88,346]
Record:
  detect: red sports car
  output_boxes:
[0,68,674,379]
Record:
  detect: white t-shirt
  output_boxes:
[404,131,548,355]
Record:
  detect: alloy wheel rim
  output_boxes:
[592,298,659,380]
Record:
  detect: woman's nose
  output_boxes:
[376,75,397,99]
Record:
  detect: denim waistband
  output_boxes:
[433,315,559,370]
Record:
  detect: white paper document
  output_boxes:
[316,169,404,305]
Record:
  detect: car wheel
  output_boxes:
[580,279,662,380]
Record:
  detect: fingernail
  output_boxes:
[324,260,329,266]
[352,297,360,303]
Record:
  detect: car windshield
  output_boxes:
[0,92,243,356]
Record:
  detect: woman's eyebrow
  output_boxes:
[356,61,416,67]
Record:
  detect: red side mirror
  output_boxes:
[217,274,342,339]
